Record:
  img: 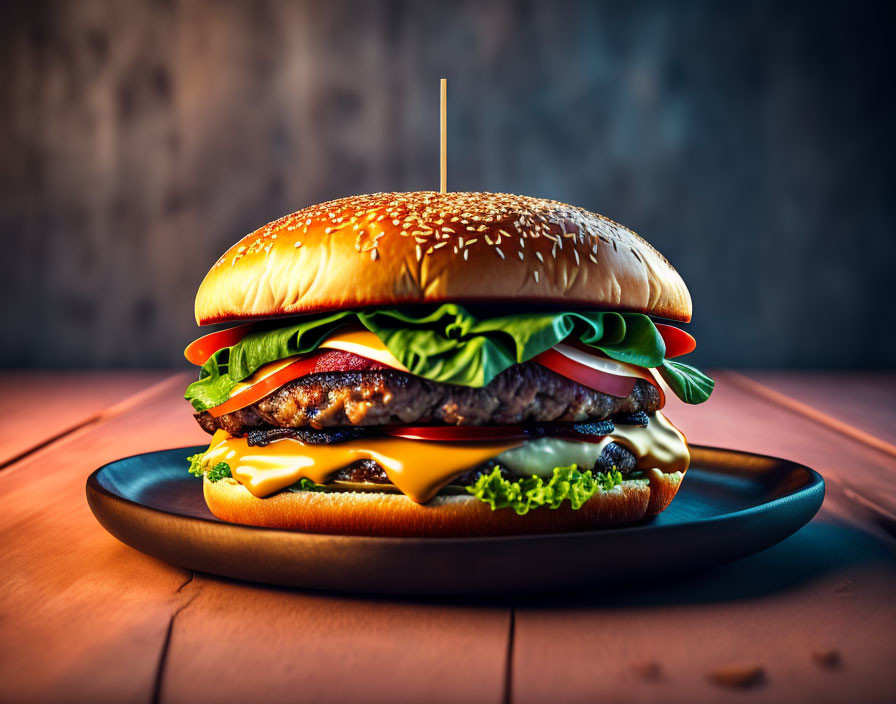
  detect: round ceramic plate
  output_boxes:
[86,445,824,596]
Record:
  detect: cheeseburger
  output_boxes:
[184,192,713,536]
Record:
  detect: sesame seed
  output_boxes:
[518,251,524,261]
[222,192,640,275]
[371,249,379,261]
[463,248,469,261]
[534,271,540,283]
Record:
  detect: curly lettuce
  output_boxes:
[286,478,329,493]
[185,305,713,411]
[187,453,233,482]
[186,452,206,477]
[466,465,626,515]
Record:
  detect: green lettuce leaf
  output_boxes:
[187,453,233,482]
[185,305,713,411]
[187,452,206,477]
[206,462,232,483]
[466,465,625,515]
[286,477,329,493]
[659,360,715,404]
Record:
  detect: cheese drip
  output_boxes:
[201,431,518,503]
[199,412,689,504]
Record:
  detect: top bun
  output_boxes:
[195,192,692,325]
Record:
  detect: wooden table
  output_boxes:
[1,371,895,703]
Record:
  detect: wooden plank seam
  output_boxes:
[725,372,896,460]
[503,607,515,704]
[723,371,896,534]
[152,574,199,704]
[0,374,186,473]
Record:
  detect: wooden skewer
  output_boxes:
[440,78,447,194]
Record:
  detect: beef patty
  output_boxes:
[310,440,638,488]
[243,419,619,446]
[195,363,661,434]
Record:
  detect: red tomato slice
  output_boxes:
[184,323,256,366]
[655,324,696,358]
[383,426,530,442]
[533,347,639,398]
[385,425,613,444]
[207,352,328,418]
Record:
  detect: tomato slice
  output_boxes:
[207,352,328,418]
[534,347,639,398]
[384,426,530,442]
[385,425,615,444]
[185,323,256,365]
[534,344,665,407]
[655,324,696,358]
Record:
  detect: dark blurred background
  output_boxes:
[1,0,894,370]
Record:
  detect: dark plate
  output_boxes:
[86,445,824,596]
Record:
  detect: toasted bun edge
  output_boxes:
[202,470,685,537]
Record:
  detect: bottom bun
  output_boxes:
[203,469,685,537]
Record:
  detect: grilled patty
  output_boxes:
[243,418,623,447]
[315,440,638,487]
[195,363,661,434]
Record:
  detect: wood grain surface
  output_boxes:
[0,371,171,467]
[1,371,894,703]
[742,371,896,451]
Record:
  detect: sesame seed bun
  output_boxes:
[195,191,692,325]
[202,470,684,537]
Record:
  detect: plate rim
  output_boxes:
[86,443,825,545]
